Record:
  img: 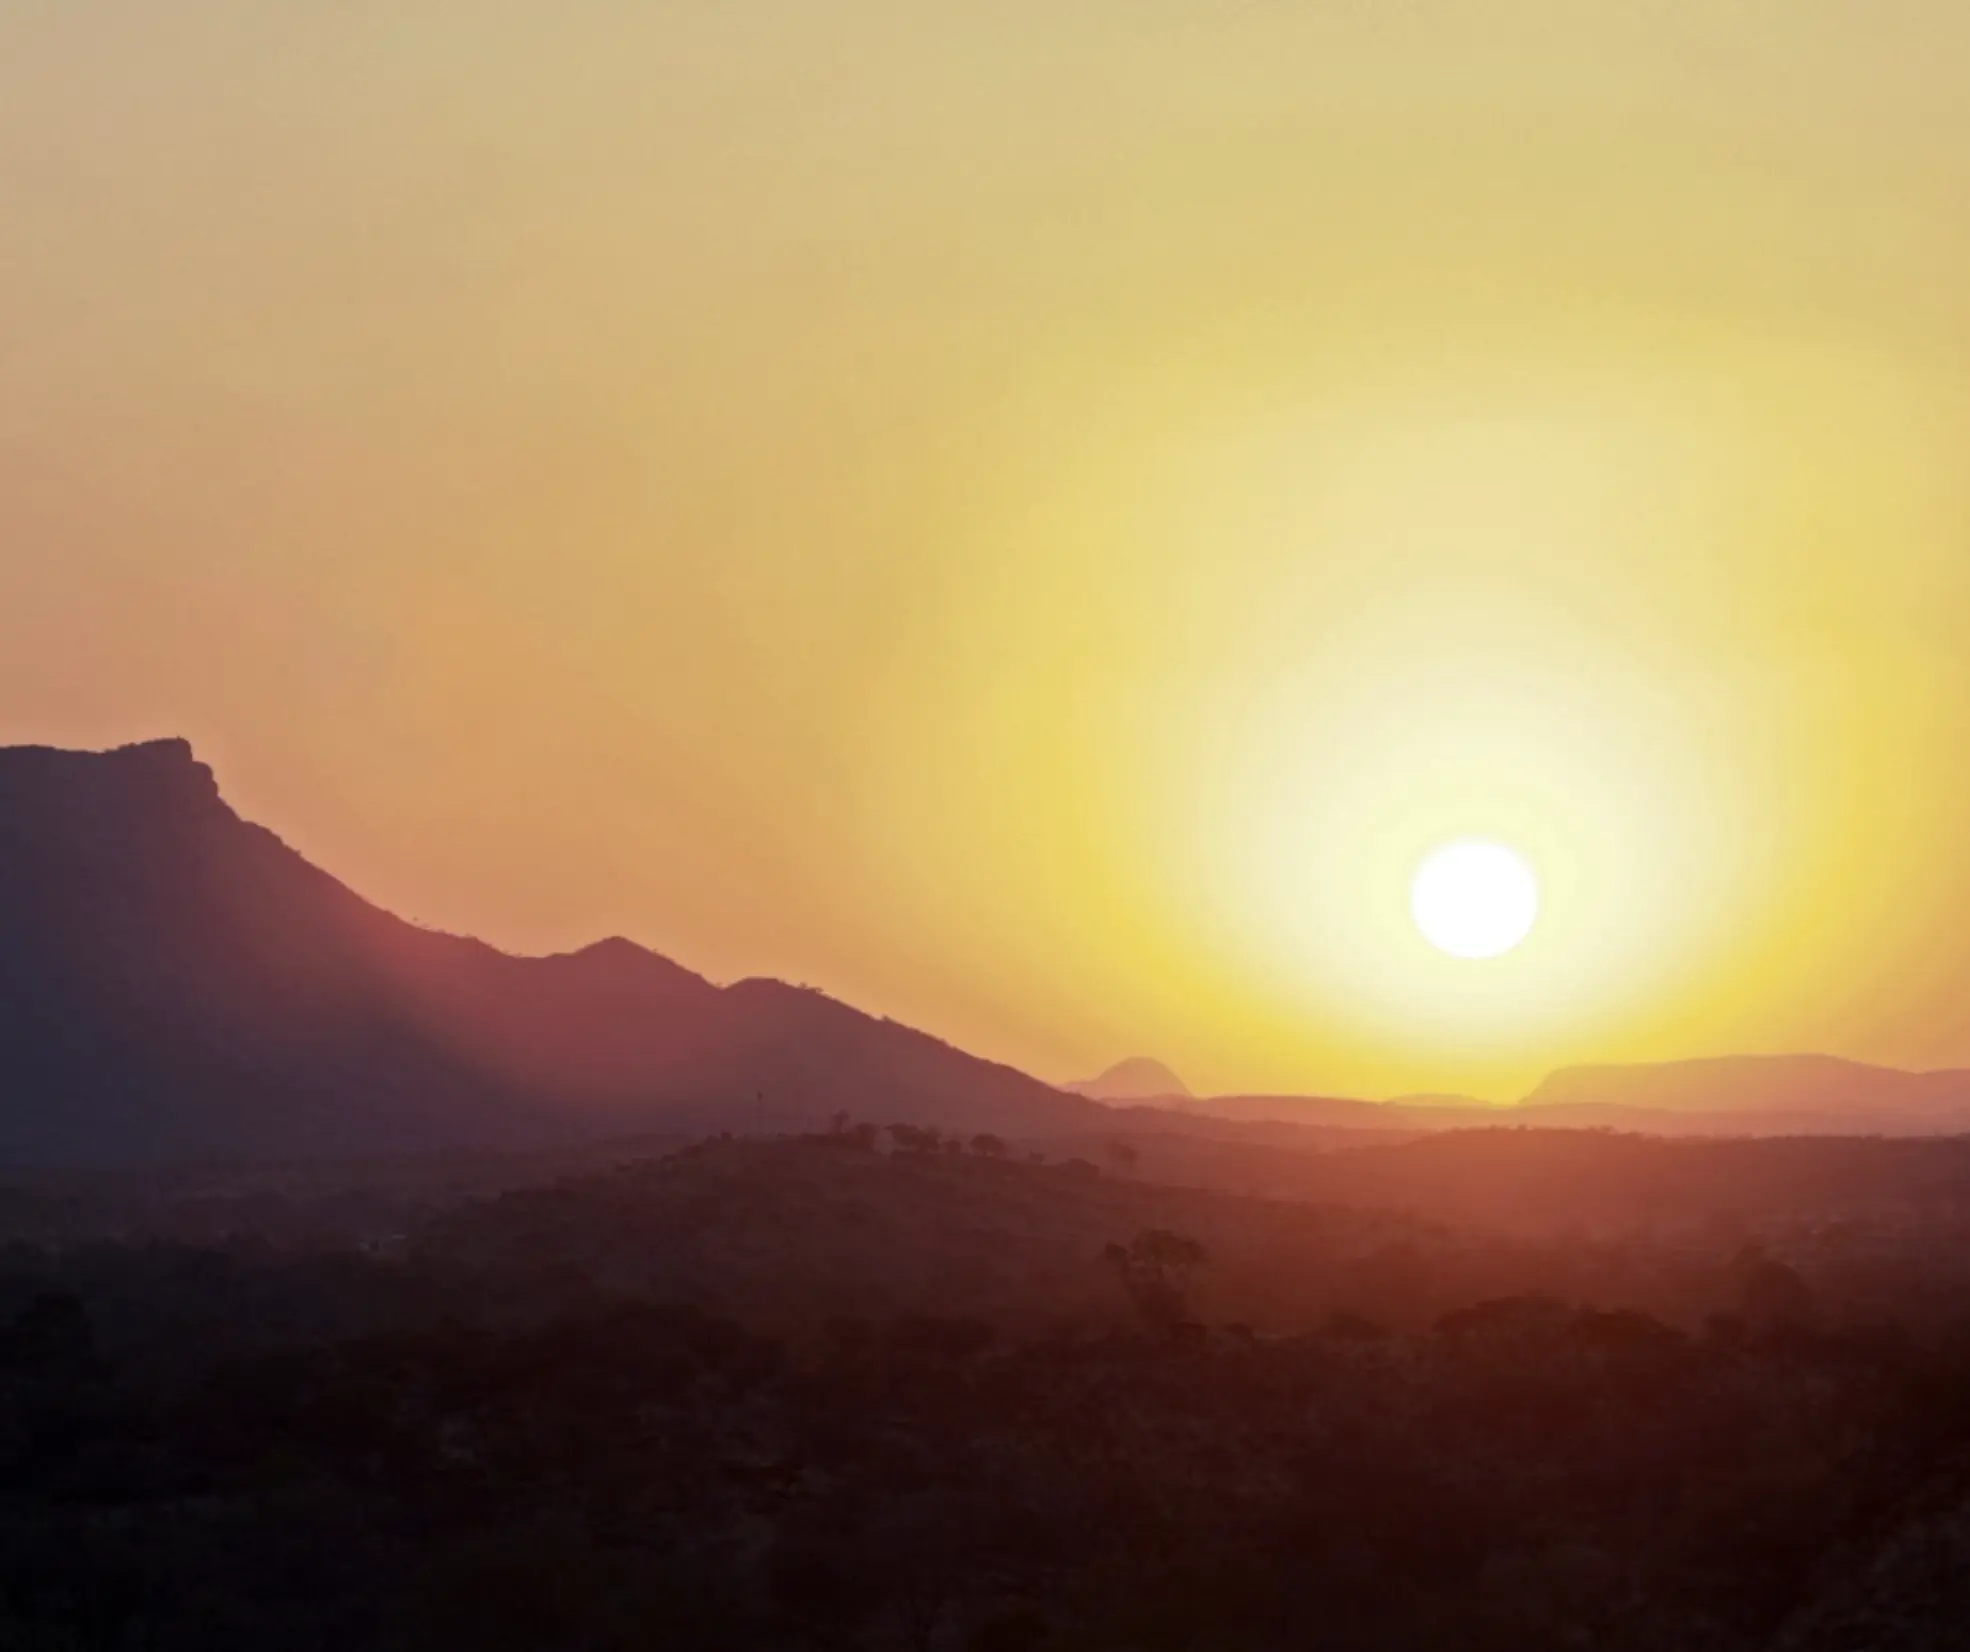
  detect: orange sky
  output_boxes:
[4,2,1969,1100]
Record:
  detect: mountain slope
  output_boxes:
[0,739,1105,1165]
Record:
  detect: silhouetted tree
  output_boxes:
[887,1124,945,1154]
[1103,1229,1209,1330]
[1732,1245,1819,1331]
[814,1116,880,1152]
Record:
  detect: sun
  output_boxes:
[1411,840,1540,959]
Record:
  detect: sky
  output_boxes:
[3,1,1969,1101]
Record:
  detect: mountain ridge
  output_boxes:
[0,738,1107,1165]
[7,738,1970,1167]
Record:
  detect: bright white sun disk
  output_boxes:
[1411,840,1540,959]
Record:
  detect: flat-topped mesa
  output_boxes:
[0,735,200,773]
[0,737,224,817]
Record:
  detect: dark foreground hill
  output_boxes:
[412,1129,1970,1339]
[1172,1125,1970,1238]
[0,739,1107,1166]
[416,1133,1439,1336]
[12,1131,1970,1650]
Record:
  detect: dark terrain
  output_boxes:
[10,1127,1970,1649]
[12,737,1970,1648]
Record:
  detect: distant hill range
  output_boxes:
[0,739,1110,1165]
[5,738,1970,1168]
[1193,1054,1970,1139]
[1522,1054,1970,1127]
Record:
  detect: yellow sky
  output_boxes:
[3,2,1969,1099]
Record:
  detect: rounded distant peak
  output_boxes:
[1066,1057,1192,1102]
[562,935,677,975]
[574,934,645,960]
[553,935,713,995]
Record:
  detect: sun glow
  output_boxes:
[6,0,1967,1108]
[1411,840,1540,959]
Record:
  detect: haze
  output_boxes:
[4,1,1969,1100]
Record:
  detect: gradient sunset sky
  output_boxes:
[4,3,1968,1101]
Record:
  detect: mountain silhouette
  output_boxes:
[10,739,1969,1169]
[0,739,1108,1165]
[1065,1056,1192,1102]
